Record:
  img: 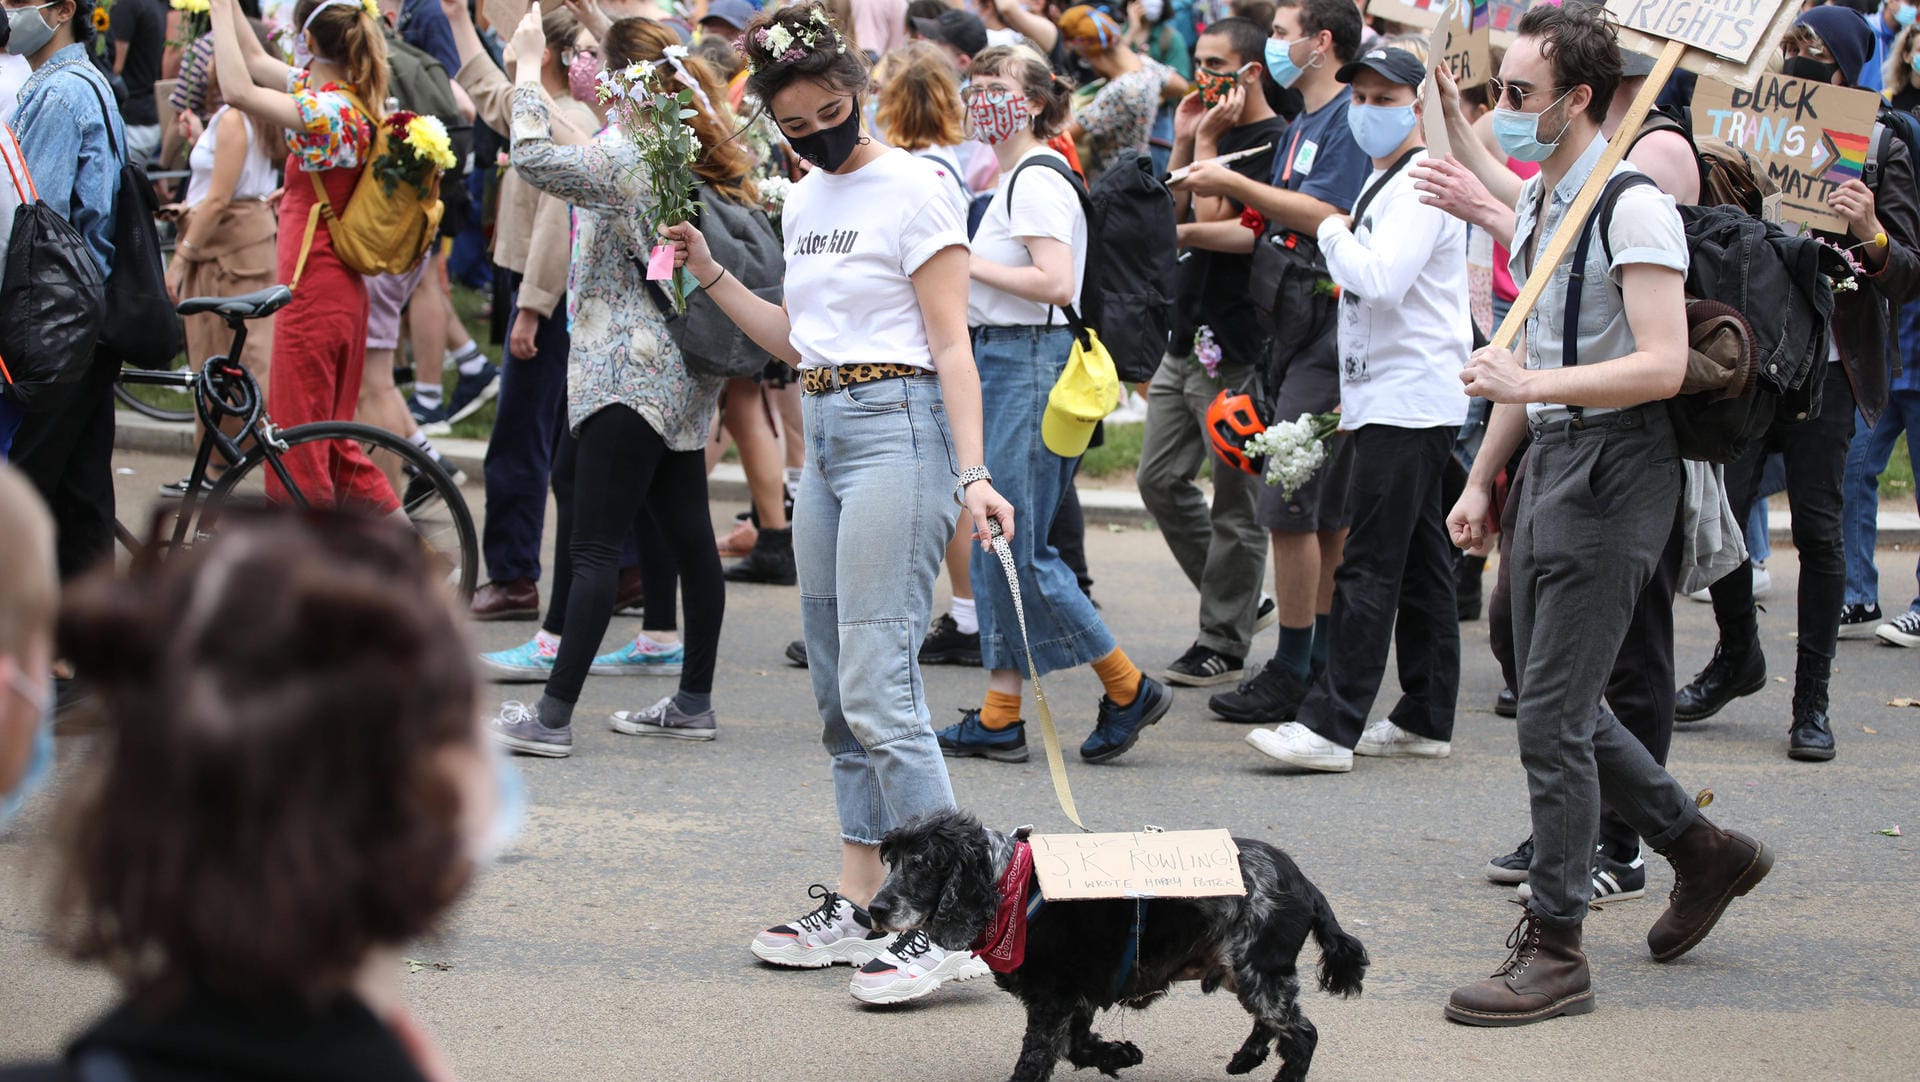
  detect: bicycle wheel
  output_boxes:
[209,421,479,600]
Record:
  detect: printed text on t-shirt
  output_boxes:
[792,229,861,255]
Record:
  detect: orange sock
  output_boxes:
[980,689,1023,730]
[1091,648,1142,707]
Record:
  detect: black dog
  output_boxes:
[867,811,1366,1082]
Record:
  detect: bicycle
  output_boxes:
[116,285,479,599]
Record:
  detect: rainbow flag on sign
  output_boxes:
[1471,0,1490,31]
[1822,129,1871,185]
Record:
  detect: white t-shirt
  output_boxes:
[910,144,972,226]
[1316,150,1472,431]
[966,148,1087,328]
[186,108,282,207]
[782,147,968,369]
[0,55,30,123]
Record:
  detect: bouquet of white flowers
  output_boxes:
[1243,412,1340,499]
[598,50,704,312]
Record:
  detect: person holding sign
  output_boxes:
[1677,5,1920,763]
[1175,0,1373,728]
[1242,46,1472,773]
[1442,4,1774,1028]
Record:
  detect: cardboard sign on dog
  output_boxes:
[1031,830,1247,900]
[1691,73,1880,233]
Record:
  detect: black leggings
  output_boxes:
[547,436,680,639]
[543,405,724,704]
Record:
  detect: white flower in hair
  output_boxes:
[663,44,690,60]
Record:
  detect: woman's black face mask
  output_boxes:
[789,98,864,172]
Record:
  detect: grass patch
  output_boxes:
[1081,421,1143,479]
[1887,434,1913,498]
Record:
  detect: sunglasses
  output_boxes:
[1487,79,1566,112]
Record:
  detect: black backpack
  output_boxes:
[1572,173,1841,463]
[1005,149,1176,383]
[0,201,106,411]
[78,74,180,370]
[636,185,786,379]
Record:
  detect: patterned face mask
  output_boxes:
[1194,63,1254,108]
[965,86,1031,145]
[569,51,603,104]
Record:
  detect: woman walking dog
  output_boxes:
[666,2,1013,1007]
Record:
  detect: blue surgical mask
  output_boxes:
[1265,37,1307,89]
[1895,2,1918,27]
[1347,102,1419,159]
[475,743,525,866]
[4,2,59,59]
[1490,89,1574,164]
[0,667,55,828]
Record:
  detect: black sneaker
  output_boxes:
[1254,596,1278,633]
[157,476,216,499]
[1515,845,1647,905]
[919,613,981,666]
[785,639,808,668]
[1838,602,1883,639]
[1485,835,1534,885]
[1163,643,1245,687]
[1207,662,1306,724]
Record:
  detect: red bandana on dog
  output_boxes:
[972,839,1038,973]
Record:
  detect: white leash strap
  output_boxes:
[986,518,1084,829]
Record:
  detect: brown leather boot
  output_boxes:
[1445,906,1594,1027]
[1648,815,1773,962]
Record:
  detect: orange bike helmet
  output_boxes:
[1207,388,1267,475]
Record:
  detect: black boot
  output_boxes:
[725,527,796,585]
[1675,631,1766,723]
[1788,649,1835,761]
[1457,553,1486,622]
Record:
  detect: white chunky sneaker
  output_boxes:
[848,930,991,1005]
[751,885,888,968]
[1354,719,1452,758]
[1245,722,1354,772]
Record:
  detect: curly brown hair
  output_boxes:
[50,507,481,1007]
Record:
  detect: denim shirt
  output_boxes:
[9,44,125,278]
[1508,134,1688,425]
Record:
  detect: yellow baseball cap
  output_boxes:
[1041,329,1120,458]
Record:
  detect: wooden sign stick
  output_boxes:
[1489,38,1685,352]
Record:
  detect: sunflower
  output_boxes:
[92,7,110,31]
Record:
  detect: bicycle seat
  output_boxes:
[176,285,294,320]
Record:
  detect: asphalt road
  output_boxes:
[2,450,1917,1080]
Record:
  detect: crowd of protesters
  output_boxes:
[5,0,1920,1072]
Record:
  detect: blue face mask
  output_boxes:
[1896,2,1918,27]
[1490,88,1574,164]
[474,742,526,866]
[1265,37,1308,89]
[1347,102,1419,159]
[0,667,55,828]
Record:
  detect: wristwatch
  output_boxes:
[953,465,991,506]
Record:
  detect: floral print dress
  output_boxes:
[509,86,720,449]
[1077,56,1174,182]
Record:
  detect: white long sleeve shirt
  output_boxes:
[1317,150,1473,431]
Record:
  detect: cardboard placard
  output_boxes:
[1691,73,1880,233]
[1031,830,1246,900]
[1422,3,1458,158]
[484,0,531,35]
[1607,0,1773,65]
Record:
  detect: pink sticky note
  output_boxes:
[645,244,675,281]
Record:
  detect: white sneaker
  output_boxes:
[848,930,991,1005]
[751,885,889,968]
[1686,561,1770,604]
[1245,722,1353,772]
[1877,609,1920,648]
[1354,719,1451,758]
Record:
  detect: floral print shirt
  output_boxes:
[509,86,719,448]
[285,69,374,173]
[1077,56,1174,182]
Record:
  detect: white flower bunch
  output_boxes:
[760,175,793,210]
[1243,412,1339,499]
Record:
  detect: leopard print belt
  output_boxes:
[800,362,927,396]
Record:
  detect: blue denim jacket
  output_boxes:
[10,45,124,279]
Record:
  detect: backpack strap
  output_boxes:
[289,88,374,291]
[1004,153,1095,339]
[1348,147,1422,233]
[1563,173,1657,417]
[1865,120,1890,194]
[72,70,127,169]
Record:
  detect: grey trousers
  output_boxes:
[1136,355,1268,657]
[1511,406,1699,927]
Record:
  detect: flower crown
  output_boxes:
[745,7,847,72]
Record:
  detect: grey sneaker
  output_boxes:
[489,700,573,758]
[610,695,716,741]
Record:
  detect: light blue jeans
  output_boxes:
[797,374,961,845]
[1843,389,1920,611]
[969,325,1117,674]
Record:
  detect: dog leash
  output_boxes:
[986,519,1085,829]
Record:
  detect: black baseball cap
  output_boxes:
[1335,47,1427,88]
[913,10,989,58]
